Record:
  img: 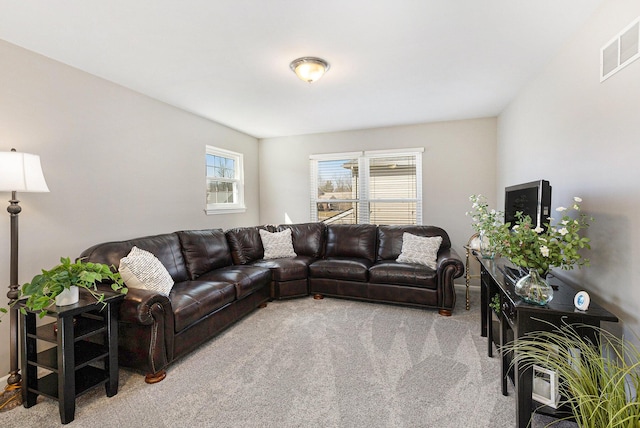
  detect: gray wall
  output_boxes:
[0,40,261,377]
[258,118,498,258]
[497,0,640,338]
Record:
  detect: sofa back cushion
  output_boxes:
[79,232,189,283]
[177,229,233,279]
[325,224,377,262]
[225,226,268,265]
[276,222,325,258]
[128,233,190,282]
[377,225,451,261]
[80,241,134,272]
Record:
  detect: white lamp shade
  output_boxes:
[0,151,50,192]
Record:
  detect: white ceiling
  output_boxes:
[0,1,604,139]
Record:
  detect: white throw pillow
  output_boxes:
[118,246,175,296]
[396,232,443,269]
[259,229,297,260]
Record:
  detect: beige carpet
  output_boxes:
[2,286,575,427]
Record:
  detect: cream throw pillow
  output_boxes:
[259,229,297,260]
[118,246,175,296]
[396,232,442,269]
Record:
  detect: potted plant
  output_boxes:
[503,322,640,427]
[494,196,592,305]
[0,257,127,320]
[466,194,504,259]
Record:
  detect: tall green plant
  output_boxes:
[503,322,640,428]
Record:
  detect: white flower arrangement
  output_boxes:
[496,196,592,274]
[466,194,504,255]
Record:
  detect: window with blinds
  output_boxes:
[310,149,423,225]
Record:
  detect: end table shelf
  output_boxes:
[30,365,109,401]
[18,290,124,424]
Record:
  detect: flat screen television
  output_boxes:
[504,180,552,231]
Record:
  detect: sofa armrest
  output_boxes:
[96,282,172,325]
[436,248,465,313]
[96,284,174,375]
[117,287,173,326]
[436,248,465,277]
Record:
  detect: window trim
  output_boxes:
[205,145,246,215]
[310,148,423,224]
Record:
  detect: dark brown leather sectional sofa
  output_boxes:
[80,223,464,383]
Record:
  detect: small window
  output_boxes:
[205,146,245,214]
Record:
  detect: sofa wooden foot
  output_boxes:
[438,309,452,317]
[313,294,324,300]
[258,302,268,308]
[144,370,166,384]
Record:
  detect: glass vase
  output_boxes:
[479,230,496,259]
[514,269,553,305]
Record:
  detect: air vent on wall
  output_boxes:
[601,16,640,81]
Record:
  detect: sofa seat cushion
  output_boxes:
[170,280,236,332]
[369,261,438,289]
[309,258,372,282]
[252,256,314,282]
[198,265,271,299]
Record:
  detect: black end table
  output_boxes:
[18,289,124,424]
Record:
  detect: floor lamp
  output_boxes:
[0,149,49,411]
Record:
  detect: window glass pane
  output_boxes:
[206,155,236,179]
[316,158,358,200]
[225,158,235,178]
[370,202,417,225]
[317,202,359,224]
[369,155,416,199]
[207,181,235,204]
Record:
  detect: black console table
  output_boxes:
[18,289,124,424]
[478,256,618,428]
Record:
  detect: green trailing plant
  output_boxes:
[502,321,640,428]
[0,257,127,321]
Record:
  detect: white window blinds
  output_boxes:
[310,148,423,225]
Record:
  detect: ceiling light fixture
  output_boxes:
[289,57,330,83]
